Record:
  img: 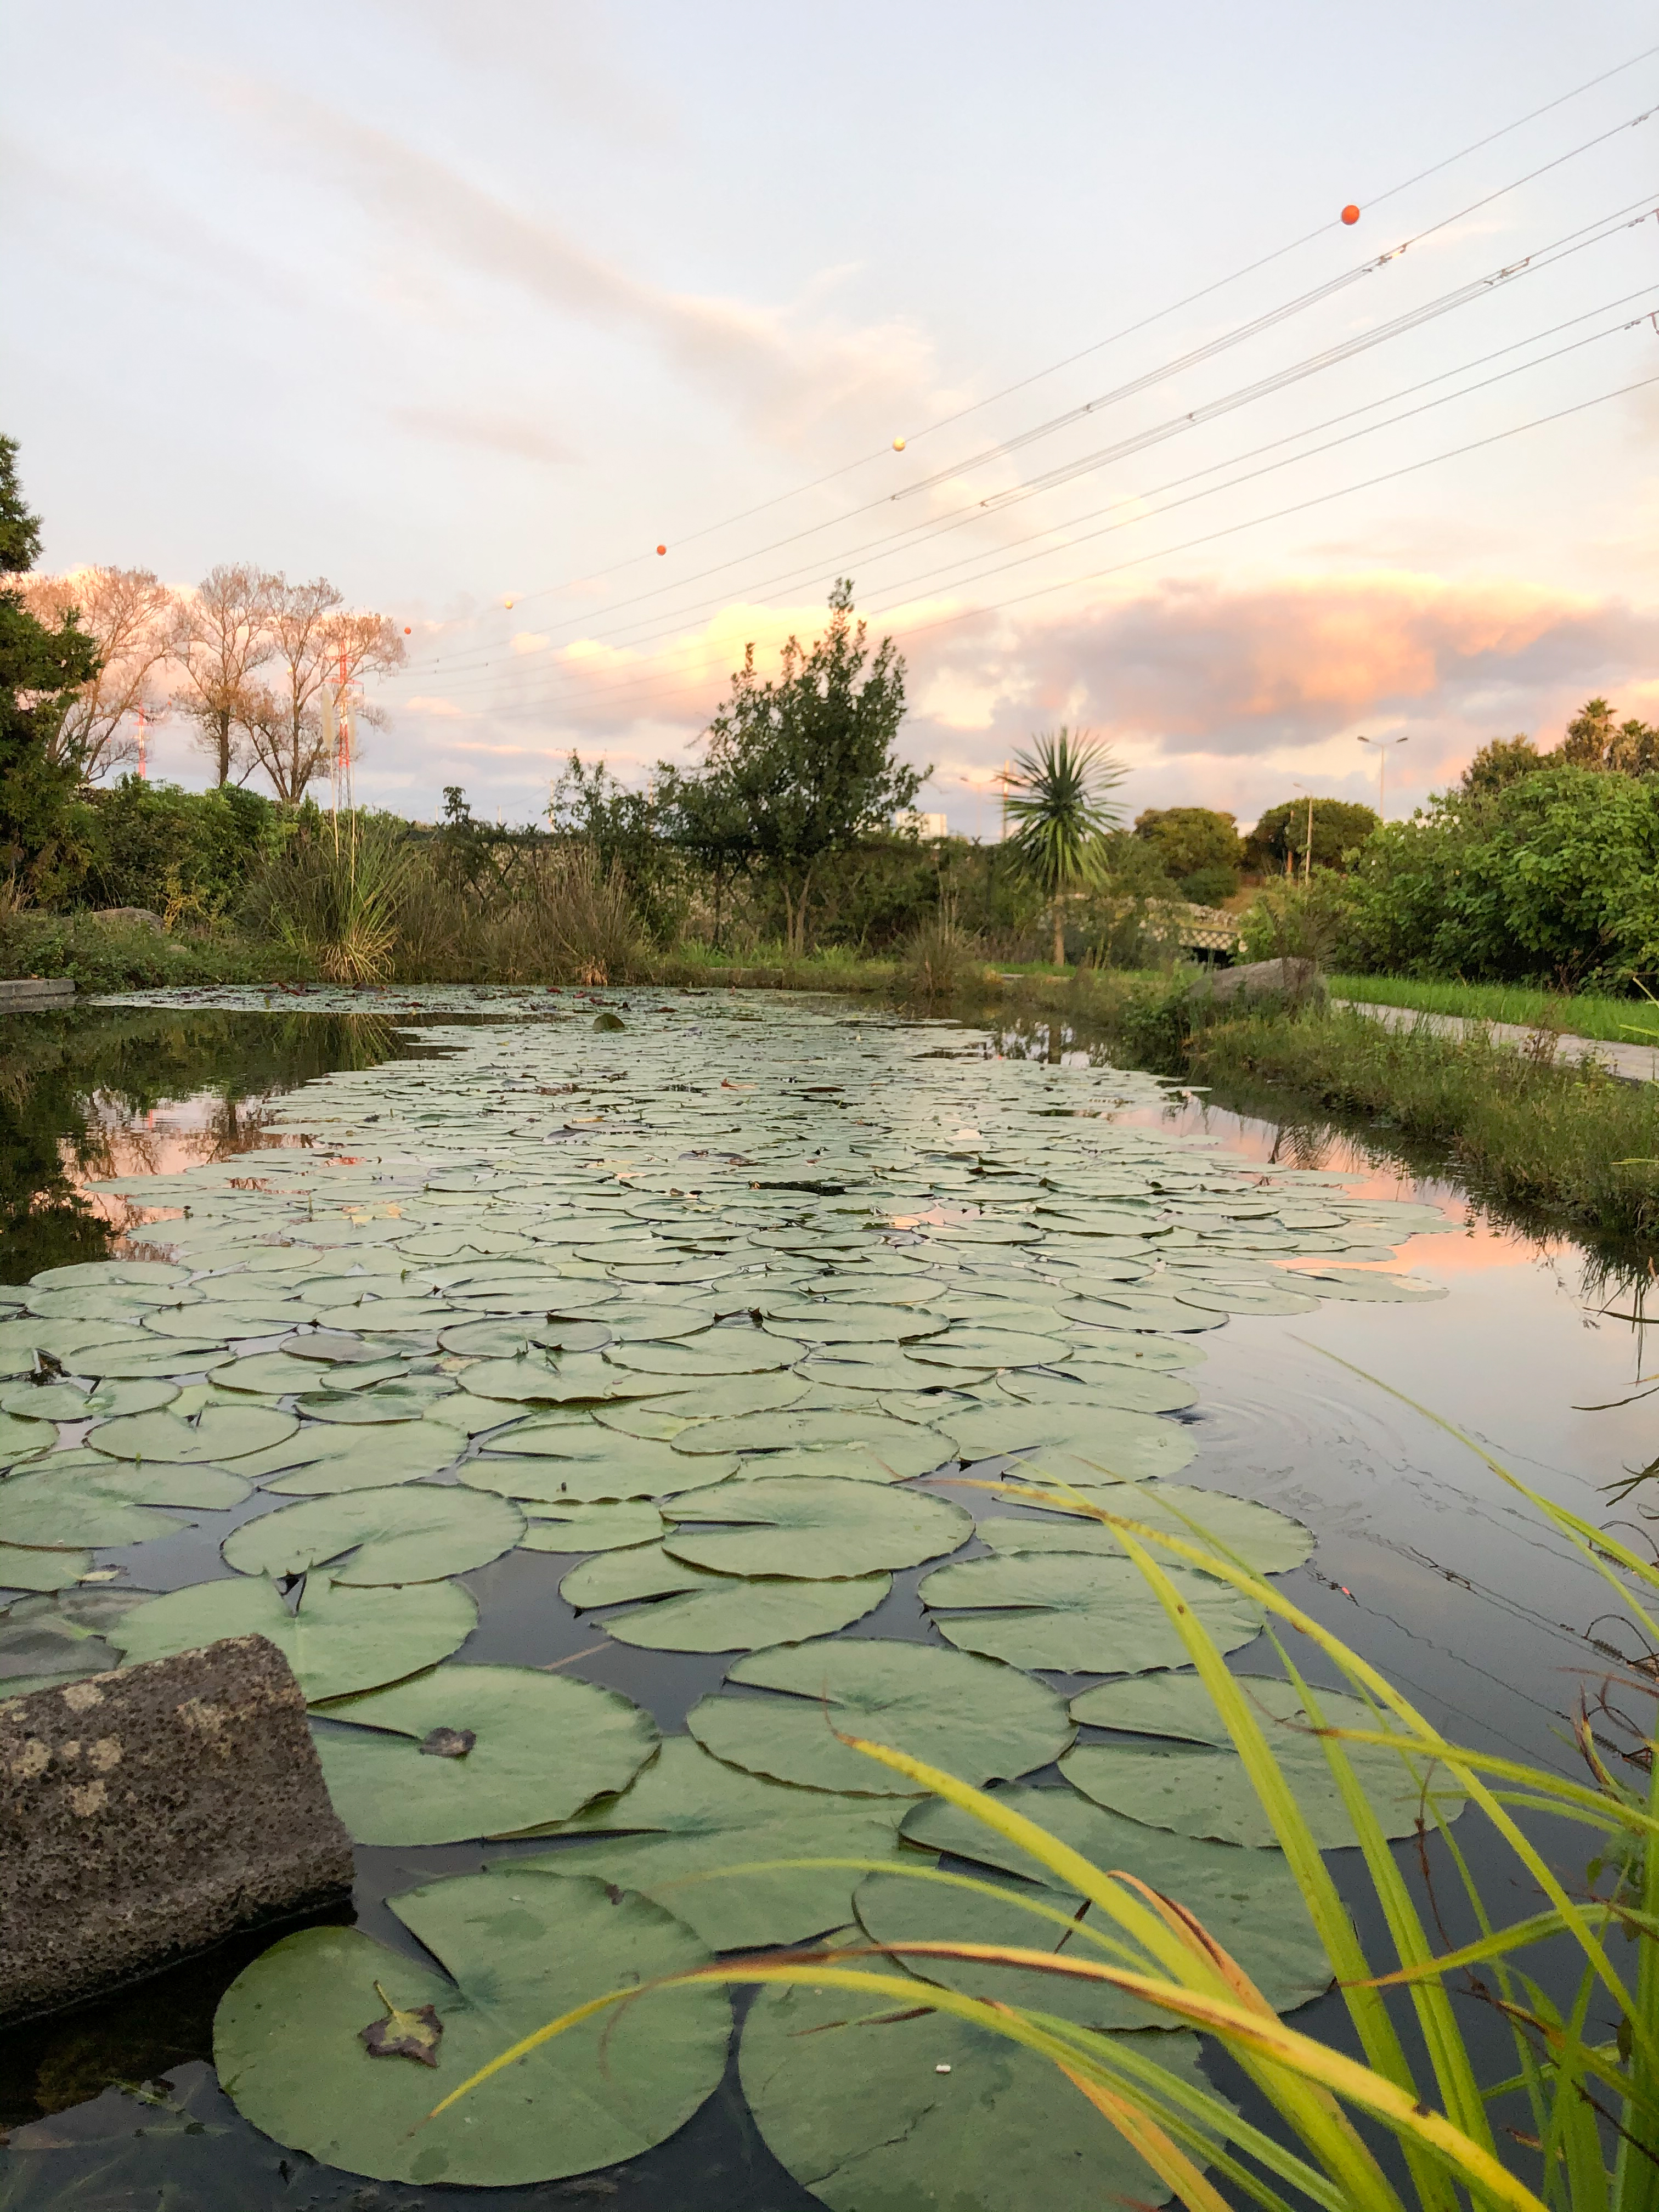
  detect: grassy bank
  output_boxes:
[0,911,313,992]
[1328,972,1652,1047]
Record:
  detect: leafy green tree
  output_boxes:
[1132,805,1243,901]
[1003,727,1126,964]
[1459,735,1544,798]
[551,753,684,943]
[690,580,921,957]
[0,436,100,898]
[1244,797,1378,874]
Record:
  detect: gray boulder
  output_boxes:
[1,1634,354,2024]
[94,906,165,932]
[1200,955,1326,1009]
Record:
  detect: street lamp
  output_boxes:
[1357,733,1409,823]
[1291,782,1317,884]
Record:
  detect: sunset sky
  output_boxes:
[5,2,1657,832]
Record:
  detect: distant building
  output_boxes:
[895,810,950,840]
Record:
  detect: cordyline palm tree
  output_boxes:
[1003,728,1126,965]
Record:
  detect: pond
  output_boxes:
[1,986,1652,2209]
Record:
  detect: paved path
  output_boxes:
[1335,998,1659,1085]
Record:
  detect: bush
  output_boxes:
[1340,765,1659,988]
[73,777,281,921]
[1132,805,1241,899]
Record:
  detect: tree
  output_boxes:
[172,564,276,788]
[19,566,176,783]
[693,580,921,957]
[1459,735,1544,799]
[0,436,100,895]
[1244,797,1378,874]
[1552,696,1659,775]
[1003,727,1126,964]
[243,578,404,804]
[1132,805,1243,901]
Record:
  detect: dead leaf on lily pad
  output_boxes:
[360,1980,443,2066]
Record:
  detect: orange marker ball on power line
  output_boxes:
[1341,203,1361,225]
[403,625,411,635]
[656,544,667,555]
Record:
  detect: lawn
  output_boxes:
[1327,972,1656,1047]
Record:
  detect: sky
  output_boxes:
[4,1,1657,834]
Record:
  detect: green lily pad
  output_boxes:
[1170,1278,1321,1317]
[742,1977,1216,2212]
[312,1664,657,1843]
[517,1499,665,1551]
[1062,1674,1462,1847]
[1292,1269,1448,1303]
[562,1545,892,1651]
[0,1410,61,1469]
[223,1483,525,1584]
[212,1351,342,1396]
[111,1574,477,1702]
[74,1341,234,1379]
[449,1356,569,1402]
[920,1552,1264,1674]
[31,1260,189,1290]
[995,1365,1197,1414]
[909,1326,1066,1370]
[472,1440,735,1500]
[0,1378,178,1423]
[87,1403,299,1464]
[212,1872,729,2185]
[517,1737,914,1948]
[605,1335,804,1377]
[769,1305,951,1344]
[881,1782,1330,2025]
[798,1350,990,1393]
[686,1637,1073,1796]
[975,1482,1313,1575]
[257,1423,467,1494]
[1060,1293,1228,1333]
[314,1297,457,1334]
[673,1408,940,1459]
[0,1543,96,1592]
[662,1477,969,1580]
[740,1433,950,1481]
[0,1458,250,1547]
[292,1378,455,1425]
[942,1401,1198,1478]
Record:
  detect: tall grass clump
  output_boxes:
[531,843,645,985]
[893,901,997,1012]
[432,1393,1659,2209]
[250,811,411,986]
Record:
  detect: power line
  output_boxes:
[402,195,1659,693]
[404,41,1659,636]
[431,357,1659,729]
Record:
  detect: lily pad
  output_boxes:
[1292,1269,1448,1303]
[0,1378,178,1423]
[1063,1674,1462,1847]
[313,1664,657,1843]
[293,1378,455,1425]
[517,1737,914,1948]
[0,1543,96,1592]
[769,1305,951,1344]
[257,1424,467,1494]
[943,1401,1198,1478]
[522,1495,672,1548]
[472,1440,735,1500]
[662,1477,969,1580]
[673,1408,941,1459]
[742,1977,1215,2212]
[562,1545,893,1651]
[605,1335,804,1377]
[0,1408,60,1470]
[223,1483,525,1584]
[0,1458,250,1548]
[87,1403,299,1464]
[112,1573,477,1701]
[976,1482,1313,1575]
[881,1782,1330,2024]
[686,1636,1073,1796]
[212,1872,729,2185]
[994,1365,1197,1414]
[909,1326,1065,1370]
[921,1554,1263,1673]
[741,1432,950,1482]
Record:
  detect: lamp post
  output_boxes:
[1357,733,1409,823]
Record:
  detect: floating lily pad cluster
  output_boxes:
[0,994,1460,2204]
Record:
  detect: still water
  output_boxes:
[1,992,1652,2210]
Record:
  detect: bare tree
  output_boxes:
[20,567,177,782]
[245,579,407,802]
[172,564,276,787]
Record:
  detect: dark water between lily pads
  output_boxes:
[1,989,1655,2210]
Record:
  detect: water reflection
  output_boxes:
[0,1008,417,1283]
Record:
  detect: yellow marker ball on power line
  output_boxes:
[504,596,514,610]
[892,436,906,452]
